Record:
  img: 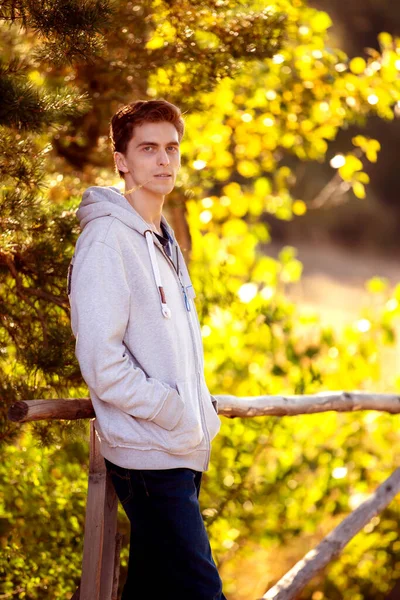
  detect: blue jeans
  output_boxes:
[104,458,227,600]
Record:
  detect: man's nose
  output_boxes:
[157,149,170,165]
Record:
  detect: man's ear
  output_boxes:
[114,151,129,174]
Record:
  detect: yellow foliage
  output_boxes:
[309,11,332,33]
[145,36,164,50]
[292,199,307,215]
[339,155,363,181]
[237,160,260,177]
[350,57,366,75]
[352,181,366,199]
[221,218,249,238]
[28,70,45,86]
[254,177,272,195]
[222,182,242,198]
[230,196,249,217]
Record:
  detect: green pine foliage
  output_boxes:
[0,0,114,64]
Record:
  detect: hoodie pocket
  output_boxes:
[165,377,204,452]
[102,374,206,455]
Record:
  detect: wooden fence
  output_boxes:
[8,391,400,599]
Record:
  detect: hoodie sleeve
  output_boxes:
[68,240,184,431]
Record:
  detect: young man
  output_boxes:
[67,99,227,599]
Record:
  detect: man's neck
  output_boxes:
[123,183,163,234]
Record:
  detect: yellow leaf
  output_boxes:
[366,277,388,294]
[353,181,366,198]
[223,182,242,198]
[378,32,393,49]
[252,256,279,283]
[280,133,296,148]
[352,135,367,148]
[237,160,259,178]
[366,139,381,162]
[349,57,366,74]
[370,139,381,152]
[300,119,314,133]
[339,155,363,181]
[279,246,297,264]
[28,70,45,86]
[357,172,370,184]
[154,67,170,85]
[222,219,248,237]
[146,36,165,50]
[293,200,307,215]
[366,149,378,163]
[254,177,272,195]
[310,11,332,33]
[281,260,303,283]
[230,196,249,217]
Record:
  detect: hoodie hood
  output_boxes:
[77,185,172,238]
[75,185,195,319]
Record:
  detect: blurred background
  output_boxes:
[269,0,400,385]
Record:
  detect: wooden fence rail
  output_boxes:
[259,468,400,600]
[8,391,400,423]
[7,392,400,599]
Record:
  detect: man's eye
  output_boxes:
[142,146,178,152]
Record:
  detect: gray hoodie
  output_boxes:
[67,185,221,472]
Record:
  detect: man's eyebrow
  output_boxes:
[136,141,180,148]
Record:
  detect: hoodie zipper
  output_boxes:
[152,237,211,470]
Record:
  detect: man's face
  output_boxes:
[114,121,181,195]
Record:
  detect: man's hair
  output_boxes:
[109,99,185,179]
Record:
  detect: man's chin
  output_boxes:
[147,180,175,194]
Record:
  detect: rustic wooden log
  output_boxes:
[112,532,123,600]
[217,391,400,417]
[8,391,400,423]
[79,420,118,600]
[8,399,94,422]
[100,467,119,600]
[260,468,400,600]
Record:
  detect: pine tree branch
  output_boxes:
[0,72,92,131]
[1,252,50,348]
[0,1,115,64]
[24,286,69,310]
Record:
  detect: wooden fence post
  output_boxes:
[79,420,119,600]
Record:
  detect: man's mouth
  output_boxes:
[155,174,172,178]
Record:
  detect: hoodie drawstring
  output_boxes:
[144,230,172,319]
